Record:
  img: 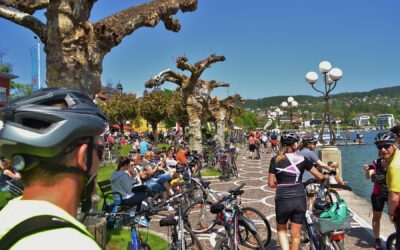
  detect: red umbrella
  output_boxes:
[112,124,133,131]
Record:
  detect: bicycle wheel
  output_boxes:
[238,216,264,249]
[241,207,272,248]
[386,233,397,250]
[331,239,348,250]
[183,224,203,250]
[184,200,216,233]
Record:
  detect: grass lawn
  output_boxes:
[106,228,167,250]
[0,190,12,210]
[201,168,222,177]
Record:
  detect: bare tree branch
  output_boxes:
[176,56,196,72]
[194,54,225,76]
[0,5,46,40]
[207,80,230,91]
[94,0,197,52]
[145,68,187,88]
[0,0,49,15]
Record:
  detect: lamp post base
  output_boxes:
[318,145,343,179]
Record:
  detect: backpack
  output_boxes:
[0,215,95,249]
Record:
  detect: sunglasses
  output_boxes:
[376,143,393,150]
[94,144,104,159]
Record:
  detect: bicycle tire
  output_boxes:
[302,221,322,250]
[184,200,216,234]
[182,224,203,250]
[386,232,397,250]
[241,207,272,248]
[237,216,264,249]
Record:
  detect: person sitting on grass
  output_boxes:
[0,159,21,191]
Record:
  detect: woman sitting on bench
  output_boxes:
[109,157,148,212]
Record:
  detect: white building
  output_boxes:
[376,114,395,129]
[353,115,370,127]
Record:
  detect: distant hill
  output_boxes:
[243,85,400,110]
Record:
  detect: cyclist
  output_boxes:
[382,128,400,250]
[0,88,107,249]
[363,131,394,249]
[268,132,325,250]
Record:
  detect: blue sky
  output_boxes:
[1,0,400,99]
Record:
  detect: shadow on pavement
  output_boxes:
[346,227,375,249]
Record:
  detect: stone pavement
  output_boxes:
[148,147,389,249]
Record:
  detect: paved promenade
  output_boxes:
[149,147,395,249]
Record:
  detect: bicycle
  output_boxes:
[89,205,167,250]
[159,191,203,250]
[386,232,398,250]
[301,171,353,250]
[212,184,264,250]
[185,183,271,249]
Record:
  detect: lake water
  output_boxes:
[335,131,380,204]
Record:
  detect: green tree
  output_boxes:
[139,90,170,145]
[98,93,138,133]
[0,1,197,96]
[167,91,189,135]
[10,82,32,100]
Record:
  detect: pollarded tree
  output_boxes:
[145,54,229,152]
[209,94,243,146]
[0,0,197,96]
[139,90,170,145]
[97,93,138,133]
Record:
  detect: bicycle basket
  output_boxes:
[315,214,352,233]
[159,215,177,227]
[210,203,225,214]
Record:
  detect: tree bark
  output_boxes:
[151,122,158,146]
[186,96,202,152]
[216,117,226,147]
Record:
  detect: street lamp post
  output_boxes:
[281,97,298,129]
[274,108,283,128]
[306,61,343,145]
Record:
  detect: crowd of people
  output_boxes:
[0,87,399,250]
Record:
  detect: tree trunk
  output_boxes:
[151,122,158,146]
[45,1,104,97]
[215,110,226,147]
[186,96,202,152]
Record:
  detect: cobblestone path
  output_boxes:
[149,147,377,249]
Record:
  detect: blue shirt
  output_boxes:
[139,141,149,155]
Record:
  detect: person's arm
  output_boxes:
[268,173,276,188]
[268,158,277,188]
[3,169,20,179]
[363,164,375,180]
[388,192,400,222]
[315,159,333,171]
[309,167,325,180]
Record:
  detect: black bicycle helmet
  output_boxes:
[281,132,299,146]
[374,131,397,145]
[0,87,108,170]
[302,136,318,144]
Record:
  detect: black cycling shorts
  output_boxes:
[371,193,387,212]
[249,144,256,152]
[275,196,306,224]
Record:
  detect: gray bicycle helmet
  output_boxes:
[374,131,397,145]
[0,87,108,170]
[281,132,299,146]
[302,136,318,144]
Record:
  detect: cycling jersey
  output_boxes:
[269,152,313,199]
[0,198,100,250]
[370,158,388,197]
[387,149,400,193]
